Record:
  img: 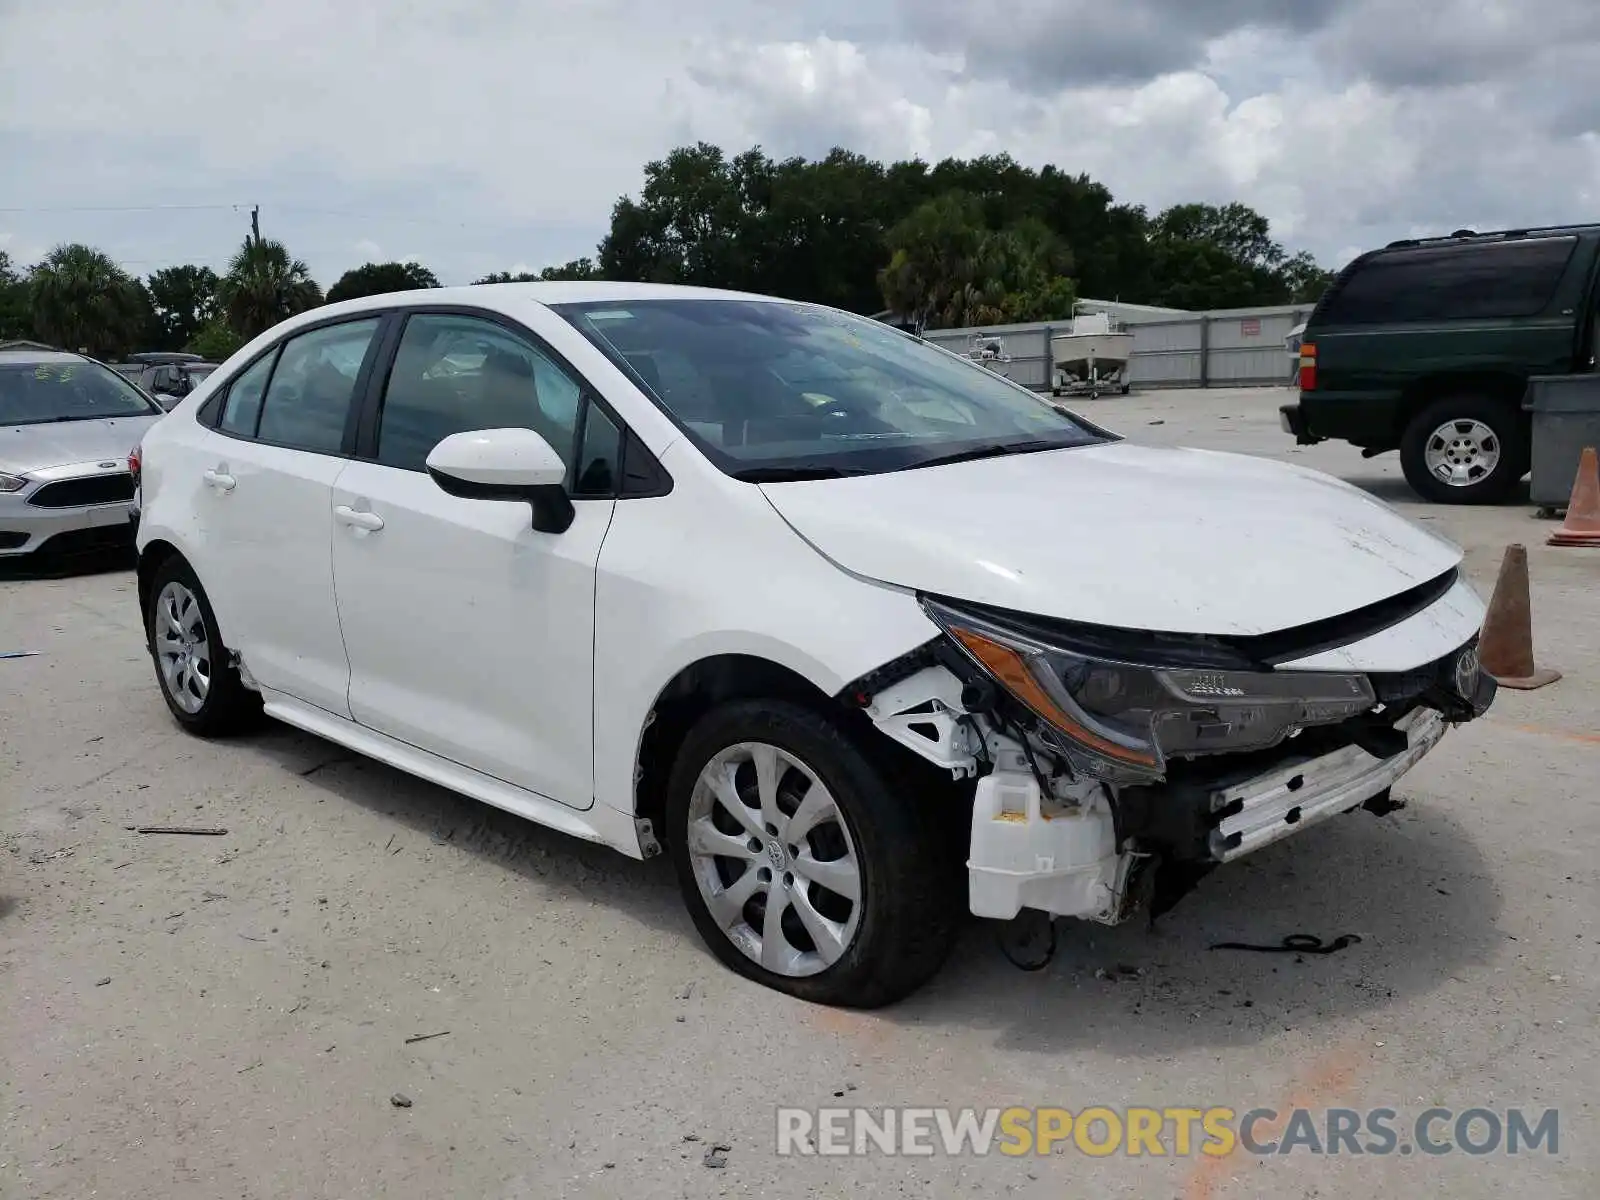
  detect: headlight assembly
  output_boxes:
[923,598,1377,783]
[0,472,28,493]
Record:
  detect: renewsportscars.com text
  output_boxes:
[775,1106,1560,1158]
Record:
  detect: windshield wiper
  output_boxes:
[732,464,874,482]
[909,439,1063,470]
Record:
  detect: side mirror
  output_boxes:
[425,428,574,534]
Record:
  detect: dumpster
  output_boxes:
[1523,374,1600,510]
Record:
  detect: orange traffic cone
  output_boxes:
[1548,446,1600,547]
[1478,545,1560,689]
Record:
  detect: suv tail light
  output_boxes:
[1298,342,1317,391]
[128,444,141,488]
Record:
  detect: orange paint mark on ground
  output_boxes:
[1182,1043,1367,1200]
[1498,722,1600,746]
[804,1005,896,1052]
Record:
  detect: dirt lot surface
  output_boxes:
[3,385,1597,1198]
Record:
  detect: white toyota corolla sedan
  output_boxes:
[132,283,1495,1007]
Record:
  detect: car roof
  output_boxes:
[217,282,813,368]
[0,349,90,366]
[302,281,781,326]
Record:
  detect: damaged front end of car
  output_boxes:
[843,577,1496,927]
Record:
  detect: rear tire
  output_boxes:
[1400,394,1527,504]
[145,556,259,736]
[665,699,960,1008]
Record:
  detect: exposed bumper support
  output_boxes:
[964,707,1449,922]
[1209,707,1446,863]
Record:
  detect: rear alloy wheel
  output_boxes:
[1401,395,1527,504]
[146,557,259,736]
[666,700,959,1007]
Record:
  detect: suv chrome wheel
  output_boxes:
[154,580,211,713]
[685,741,862,978]
[1424,418,1501,488]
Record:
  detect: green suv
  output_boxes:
[1281,224,1600,503]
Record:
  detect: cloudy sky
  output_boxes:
[3,0,1598,289]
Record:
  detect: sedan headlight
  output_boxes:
[923,599,1377,783]
[0,472,28,493]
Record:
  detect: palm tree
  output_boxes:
[28,244,150,358]
[218,237,323,339]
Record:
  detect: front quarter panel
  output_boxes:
[590,440,941,816]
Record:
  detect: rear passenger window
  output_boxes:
[1320,236,1578,325]
[219,352,277,437]
[256,319,381,453]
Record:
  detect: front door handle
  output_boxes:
[203,468,236,492]
[334,504,385,532]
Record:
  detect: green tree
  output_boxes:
[1151,203,1285,272]
[878,192,993,331]
[146,265,219,351]
[581,143,1325,314]
[539,258,602,280]
[0,250,33,341]
[326,260,440,303]
[473,259,603,284]
[473,271,542,284]
[28,244,149,358]
[186,317,246,361]
[1281,251,1335,304]
[878,194,1078,330]
[218,237,322,340]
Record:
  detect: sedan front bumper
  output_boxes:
[0,467,139,557]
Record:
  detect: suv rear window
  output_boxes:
[1318,236,1579,325]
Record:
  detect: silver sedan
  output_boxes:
[1,348,163,559]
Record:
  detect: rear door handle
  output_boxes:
[203,468,236,492]
[334,504,385,532]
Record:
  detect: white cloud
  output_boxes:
[0,0,1596,286]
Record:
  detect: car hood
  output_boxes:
[758,441,1463,636]
[0,415,159,475]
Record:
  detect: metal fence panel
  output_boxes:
[920,304,1314,390]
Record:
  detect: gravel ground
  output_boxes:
[3,385,1597,1199]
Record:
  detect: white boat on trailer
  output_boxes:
[1051,308,1135,398]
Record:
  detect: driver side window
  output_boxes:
[374,314,583,474]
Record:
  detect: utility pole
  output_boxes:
[250,204,261,246]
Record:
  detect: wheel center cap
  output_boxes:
[766,838,789,870]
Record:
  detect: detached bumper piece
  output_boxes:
[1209,707,1445,863]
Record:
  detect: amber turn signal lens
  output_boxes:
[948,627,1159,767]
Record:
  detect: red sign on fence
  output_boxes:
[1240,318,1262,337]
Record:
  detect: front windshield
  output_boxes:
[0,358,160,426]
[554,299,1111,478]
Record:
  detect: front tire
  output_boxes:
[665,700,959,1007]
[145,556,259,736]
[1400,395,1527,504]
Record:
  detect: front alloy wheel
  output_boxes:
[666,699,960,1007]
[685,741,863,977]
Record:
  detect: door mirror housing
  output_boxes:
[425,428,575,534]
